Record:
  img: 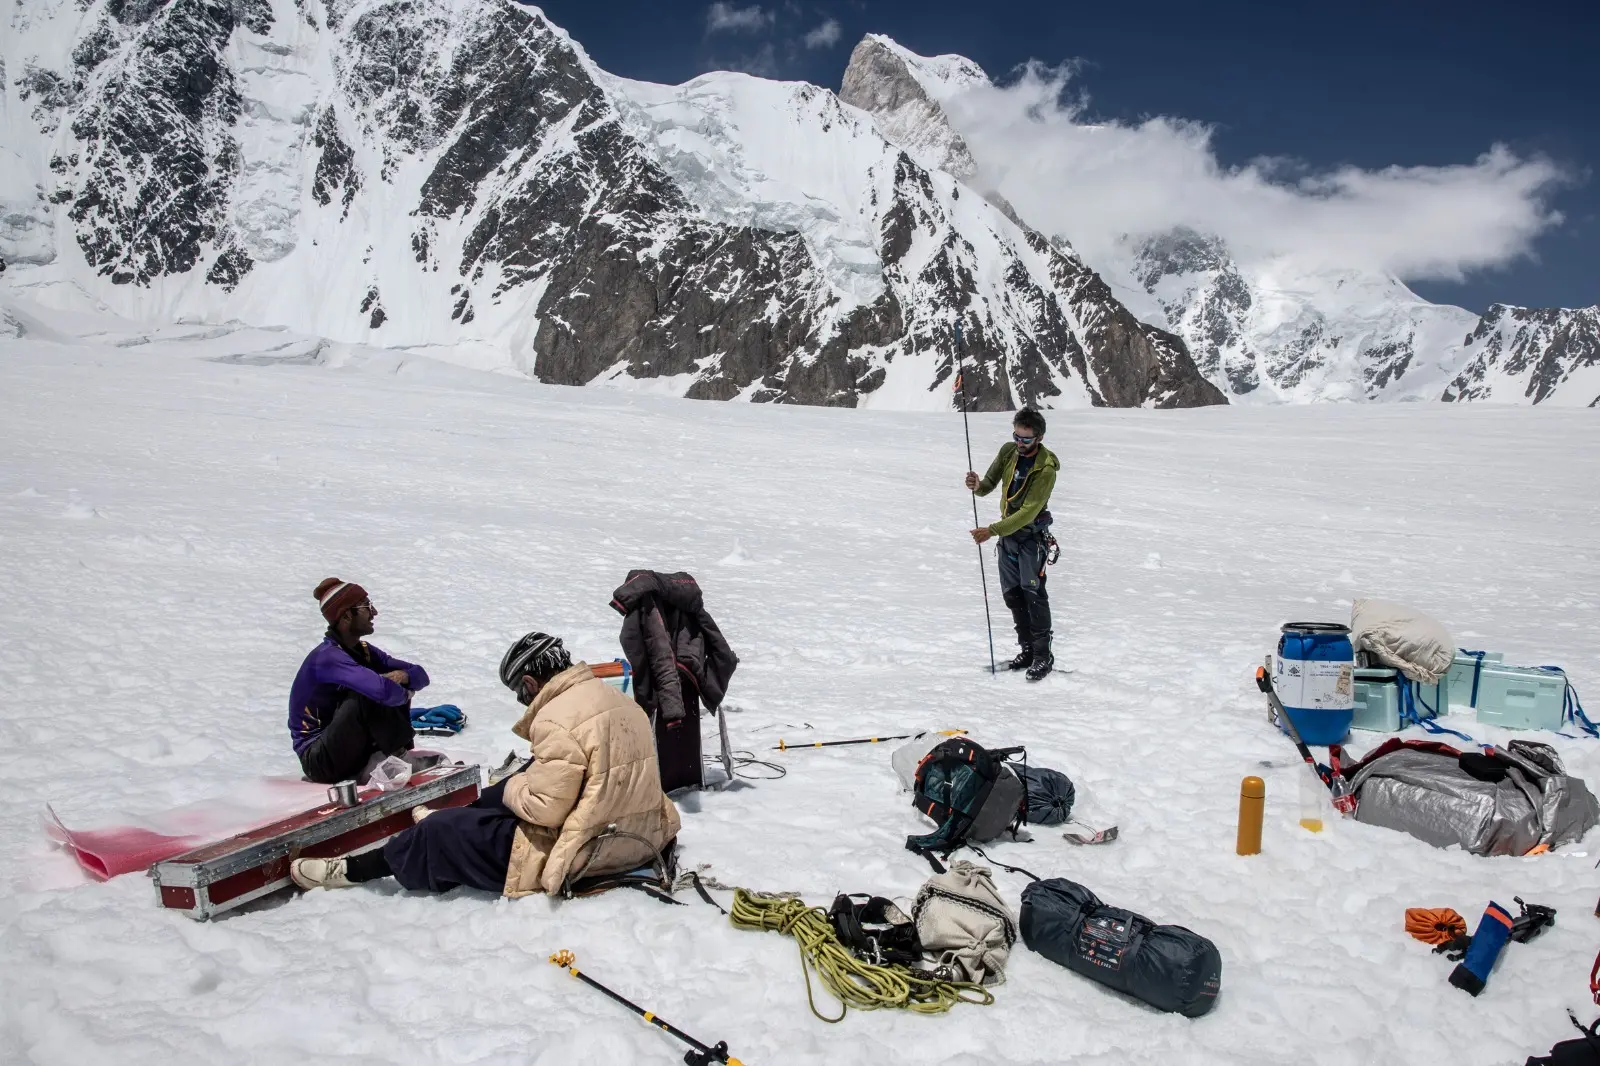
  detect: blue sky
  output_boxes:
[536,0,1595,312]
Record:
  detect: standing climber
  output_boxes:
[964,408,1059,680]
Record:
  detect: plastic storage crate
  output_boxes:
[1351,670,1445,732]
[1473,665,1568,731]
[1351,668,1403,732]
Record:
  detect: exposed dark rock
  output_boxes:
[66,0,244,285]
[359,286,386,328]
[311,108,360,212]
[206,244,253,290]
[72,21,120,74]
[233,0,274,34]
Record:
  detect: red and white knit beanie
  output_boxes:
[313,577,370,624]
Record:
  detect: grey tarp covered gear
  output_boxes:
[1348,739,1599,856]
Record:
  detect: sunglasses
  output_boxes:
[1013,433,1038,445]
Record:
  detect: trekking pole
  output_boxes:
[774,729,966,751]
[955,320,998,675]
[549,951,744,1066]
[1254,667,1356,815]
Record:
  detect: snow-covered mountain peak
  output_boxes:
[857,34,991,102]
[0,1,1222,410]
[840,35,984,181]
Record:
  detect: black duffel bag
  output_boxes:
[1019,878,1221,1017]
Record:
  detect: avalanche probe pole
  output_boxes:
[549,951,744,1066]
[1254,667,1356,815]
[774,729,966,751]
[955,320,998,675]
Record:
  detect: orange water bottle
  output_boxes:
[1236,776,1265,855]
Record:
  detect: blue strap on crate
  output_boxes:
[1535,666,1597,739]
[1400,680,1477,744]
[1458,649,1490,709]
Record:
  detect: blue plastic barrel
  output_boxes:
[1273,622,1354,745]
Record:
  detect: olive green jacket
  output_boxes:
[974,442,1058,538]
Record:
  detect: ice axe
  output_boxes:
[1254,666,1356,816]
[549,951,745,1065]
[774,729,966,751]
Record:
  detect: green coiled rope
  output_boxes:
[728,888,994,1022]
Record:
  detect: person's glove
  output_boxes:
[410,704,466,734]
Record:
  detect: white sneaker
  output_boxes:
[411,806,434,824]
[290,857,355,890]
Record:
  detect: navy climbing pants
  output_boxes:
[998,527,1051,652]
[377,774,523,893]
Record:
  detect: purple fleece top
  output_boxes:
[287,635,430,755]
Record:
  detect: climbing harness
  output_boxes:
[548,951,745,1066]
[728,889,994,1022]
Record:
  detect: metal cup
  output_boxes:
[327,781,359,807]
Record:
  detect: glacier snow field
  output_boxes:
[1,316,1597,1066]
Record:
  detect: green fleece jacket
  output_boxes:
[974,442,1059,538]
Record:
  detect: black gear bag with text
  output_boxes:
[1019,877,1221,1018]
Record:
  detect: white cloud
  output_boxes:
[940,64,1568,281]
[706,3,773,33]
[720,43,780,78]
[803,18,841,49]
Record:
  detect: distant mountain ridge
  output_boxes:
[840,35,1599,407]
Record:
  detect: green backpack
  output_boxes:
[906,738,1028,856]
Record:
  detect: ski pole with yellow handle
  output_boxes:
[549,951,745,1065]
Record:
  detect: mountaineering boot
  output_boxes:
[1006,648,1034,671]
[1025,631,1054,681]
[290,856,355,890]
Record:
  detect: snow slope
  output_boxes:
[2,297,1598,1064]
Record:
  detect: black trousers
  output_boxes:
[299,693,415,784]
[998,527,1051,653]
[654,690,703,793]
[347,775,522,893]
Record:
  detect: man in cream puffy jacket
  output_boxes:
[291,632,680,896]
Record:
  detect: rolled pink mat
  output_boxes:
[44,808,201,880]
[42,777,331,881]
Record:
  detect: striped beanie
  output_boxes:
[314,577,370,624]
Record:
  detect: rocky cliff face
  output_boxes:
[0,0,1224,410]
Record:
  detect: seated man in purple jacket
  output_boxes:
[289,577,430,783]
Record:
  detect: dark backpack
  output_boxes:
[1528,1015,1600,1066]
[906,738,1028,855]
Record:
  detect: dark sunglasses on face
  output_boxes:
[1013,433,1038,445]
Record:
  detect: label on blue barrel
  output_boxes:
[1273,654,1354,711]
